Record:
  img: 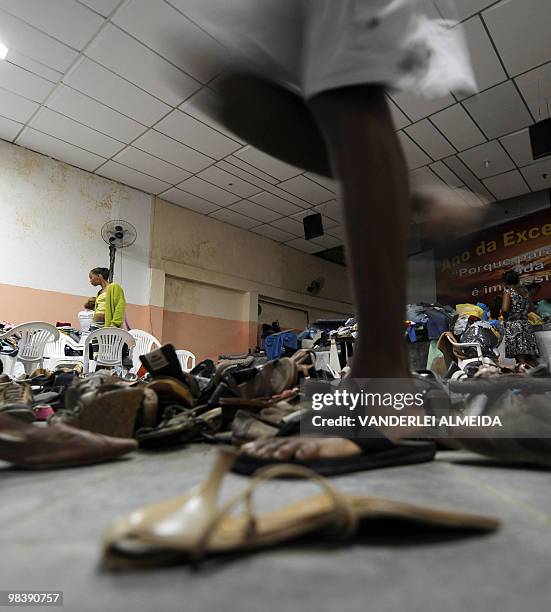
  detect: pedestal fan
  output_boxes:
[101,220,137,282]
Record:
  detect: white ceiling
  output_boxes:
[1,0,551,254]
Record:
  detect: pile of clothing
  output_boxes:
[405,303,454,342]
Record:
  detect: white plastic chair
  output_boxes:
[44,333,84,371]
[0,322,60,375]
[128,329,161,374]
[446,337,496,369]
[176,349,196,372]
[84,328,136,374]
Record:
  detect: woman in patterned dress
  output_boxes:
[501,270,540,367]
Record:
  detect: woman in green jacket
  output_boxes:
[88,267,127,329]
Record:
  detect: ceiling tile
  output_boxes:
[177,176,239,206]
[133,130,213,173]
[462,81,533,139]
[159,187,219,214]
[97,160,171,194]
[318,199,343,223]
[113,147,192,184]
[215,159,276,190]
[430,104,486,151]
[519,159,551,191]
[0,88,39,123]
[197,166,261,198]
[455,16,507,99]
[233,146,302,181]
[252,224,295,243]
[311,234,342,249]
[303,172,337,193]
[429,160,464,188]
[113,0,223,83]
[0,60,54,102]
[483,170,530,201]
[387,96,410,129]
[6,50,62,82]
[47,85,145,143]
[209,208,258,230]
[390,91,455,122]
[29,108,125,158]
[458,140,515,178]
[180,87,245,143]
[397,132,432,169]
[249,192,302,216]
[404,119,455,160]
[0,0,104,49]
[434,0,498,21]
[278,175,334,204]
[16,127,105,171]
[443,155,496,200]
[0,115,22,141]
[327,225,346,240]
[156,109,241,159]
[499,129,538,168]
[263,184,313,209]
[409,166,448,189]
[285,238,321,254]
[0,9,77,72]
[86,25,200,108]
[65,58,171,125]
[515,62,551,121]
[483,0,551,76]
[271,217,305,236]
[78,0,120,18]
[229,200,280,223]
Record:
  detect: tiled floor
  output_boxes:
[1,446,550,612]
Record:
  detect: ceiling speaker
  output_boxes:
[529,118,551,160]
[303,213,324,240]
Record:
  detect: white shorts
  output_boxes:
[208,0,476,100]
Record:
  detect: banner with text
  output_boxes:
[435,208,551,305]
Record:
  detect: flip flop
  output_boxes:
[231,433,437,477]
[102,450,500,568]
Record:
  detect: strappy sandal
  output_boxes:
[103,450,500,568]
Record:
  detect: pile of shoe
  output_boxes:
[44,344,322,450]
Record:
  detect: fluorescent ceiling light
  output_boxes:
[0,41,8,60]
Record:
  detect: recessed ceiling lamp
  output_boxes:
[0,41,8,60]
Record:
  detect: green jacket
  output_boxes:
[104,283,126,328]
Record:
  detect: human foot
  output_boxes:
[241,436,361,461]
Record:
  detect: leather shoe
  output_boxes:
[0,414,138,469]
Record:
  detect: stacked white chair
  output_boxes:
[0,322,60,376]
[128,329,161,374]
[175,349,196,372]
[44,333,85,371]
[84,328,135,374]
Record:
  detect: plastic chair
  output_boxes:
[438,332,495,370]
[0,322,60,375]
[44,333,84,371]
[84,328,136,374]
[128,329,161,374]
[175,349,196,372]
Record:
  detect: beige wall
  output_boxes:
[150,197,353,358]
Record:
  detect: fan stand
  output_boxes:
[108,243,117,283]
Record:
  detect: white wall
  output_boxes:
[0,140,152,305]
